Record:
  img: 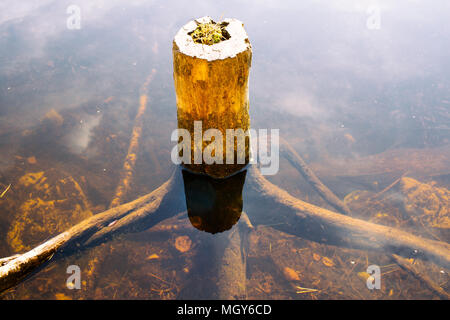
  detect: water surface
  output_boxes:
[0,0,449,299]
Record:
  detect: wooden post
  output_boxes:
[173,16,252,178]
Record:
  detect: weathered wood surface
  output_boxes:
[173,16,252,178]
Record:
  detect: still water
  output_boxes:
[0,0,449,299]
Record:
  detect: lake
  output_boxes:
[0,0,449,299]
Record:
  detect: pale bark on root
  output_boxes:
[248,166,450,269]
[0,255,21,267]
[84,171,184,247]
[0,168,184,293]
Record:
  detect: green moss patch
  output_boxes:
[189,21,230,45]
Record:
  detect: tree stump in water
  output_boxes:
[173,16,252,178]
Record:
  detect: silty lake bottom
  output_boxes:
[0,0,449,299]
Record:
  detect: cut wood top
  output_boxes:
[173,16,251,61]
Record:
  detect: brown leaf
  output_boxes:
[175,236,192,253]
[283,267,300,281]
[27,156,37,164]
[55,293,72,300]
[322,257,335,267]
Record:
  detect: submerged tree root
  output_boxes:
[216,212,254,299]
[0,169,183,293]
[110,70,157,208]
[280,138,351,215]
[0,255,21,267]
[280,139,449,299]
[391,254,450,300]
[1,164,450,296]
[248,166,450,269]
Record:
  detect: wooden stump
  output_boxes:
[173,16,252,178]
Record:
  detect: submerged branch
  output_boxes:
[0,168,184,293]
[280,138,351,215]
[216,212,254,300]
[279,139,449,298]
[2,161,449,297]
[248,166,450,269]
[110,70,157,208]
[391,254,450,300]
[0,255,21,267]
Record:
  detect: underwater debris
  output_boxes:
[146,254,160,260]
[0,184,11,198]
[295,286,320,294]
[322,257,335,268]
[283,267,300,281]
[27,156,37,164]
[344,176,450,231]
[174,236,192,253]
[55,293,72,300]
[400,177,450,229]
[42,109,64,127]
[7,169,93,252]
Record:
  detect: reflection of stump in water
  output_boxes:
[178,211,253,300]
[182,169,246,234]
[179,168,250,299]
